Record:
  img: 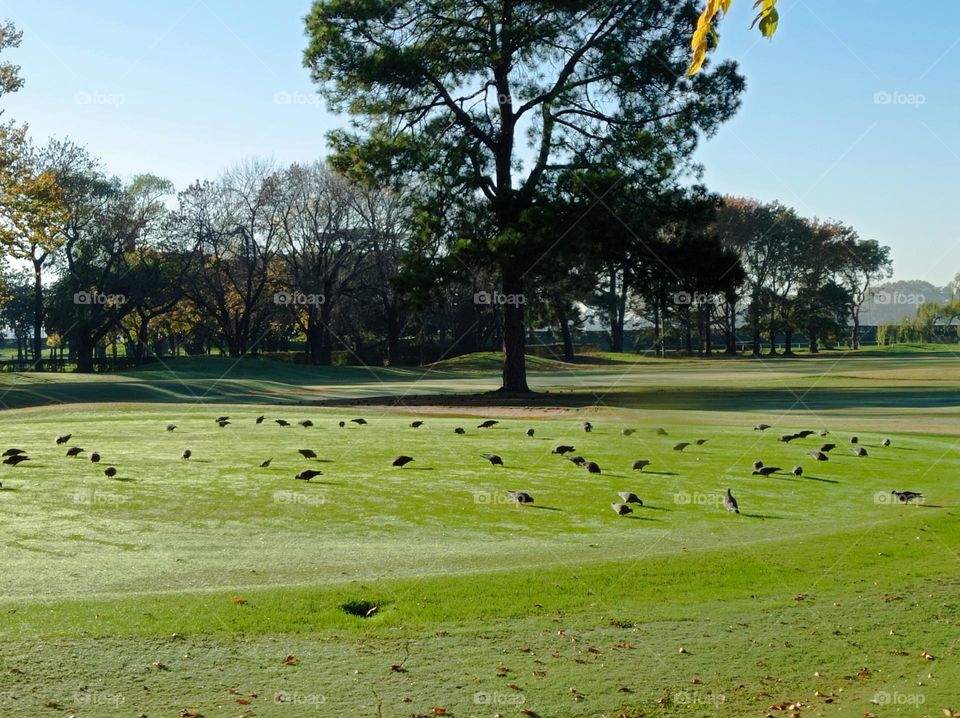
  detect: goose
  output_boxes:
[566,455,587,467]
[854,447,868,457]
[631,459,651,471]
[754,423,771,431]
[695,439,708,446]
[553,445,575,455]
[792,465,803,477]
[850,436,859,444]
[508,491,534,504]
[275,419,290,427]
[820,443,836,452]
[410,421,424,429]
[298,449,317,460]
[618,492,642,504]
[582,421,593,433]
[526,428,535,437]
[673,442,691,452]
[3,455,29,466]
[55,434,72,445]
[655,428,668,436]
[103,466,117,478]
[295,469,322,481]
[611,503,632,515]
[779,433,799,443]
[215,416,229,423]
[478,420,499,429]
[392,455,414,467]
[298,419,314,428]
[752,459,764,471]
[338,421,346,428]
[622,428,636,436]
[259,459,272,468]
[256,415,265,424]
[796,430,815,438]
[891,490,923,503]
[89,452,101,463]
[66,447,84,458]
[752,466,780,477]
[882,438,891,447]
[217,419,230,428]
[809,450,829,461]
[454,427,466,435]
[166,424,177,432]
[481,453,504,466]
[2,448,25,457]
[585,461,601,474]
[181,449,191,460]
[350,418,368,425]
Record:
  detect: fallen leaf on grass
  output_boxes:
[178,710,201,717]
[431,707,447,716]
[281,654,298,666]
[231,597,247,605]
[921,651,936,660]
[390,663,406,673]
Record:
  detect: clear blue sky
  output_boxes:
[2,0,957,285]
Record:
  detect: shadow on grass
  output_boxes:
[805,475,839,484]
[741,513,786,519]
[528,505,562,512]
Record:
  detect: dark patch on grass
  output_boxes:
[340,600,382,618]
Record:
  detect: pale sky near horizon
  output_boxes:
[1,0,957,285]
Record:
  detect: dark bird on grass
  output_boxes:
[392,455,414,467]
[526,428,535,437]
[779,433,799,443]
[695,439,708,446]
[582,421,593,433]
[259,459,272,468]
[481,453,504,466]
[3,455,29,466]
[181,449,191,460]
[618,492,643,505]
[2,448,25,457]
[256,415,265,424]
[673,442,691,452]
[754,423,771,431]
[103,466,117,478]
[216,416,229,423]
[410,421,424,428]
[295,469,322,481]
[854,447,868,457]
[753,459,764,471]
[553,445,575,455]
[338,421,345,428]
[66,446,84,457]
[753,466,780,477]
[351,418,368,425]
[796,430,815,438]
[882,438,891,447]
[478,420,499,429]
[508,491,534,504]
[724,488,740,514]
[275,419,290,427]
[809,450,829,461]
[89,452,101,463]
[566,455,587,467]
[298,419,314,428]
[892,490,923,503]
[850,436,859,444]
[298,449,317,459]
[217,420,230,428]
[55,434,72,445]
[655,427,668,436]
[611,503,632,516]
[820,443,836,452]
[454,427,466,435]
[819,430,830,436]
[632,459,651,471]
[792,465,803,477]
[166,424,177,432]
[585,461,601,474]
[622,428,636,436]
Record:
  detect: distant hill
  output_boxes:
[858,280,951,325]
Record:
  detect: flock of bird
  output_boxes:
[0,416,924,511]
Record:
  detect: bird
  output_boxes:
[632,459,651,471]
[181,449,192,460]
[275,419,290,427]
[792,465,803,477]
[259,459,272,468]
[3,455,29,466]
[622,428,636,436]
[215,416,229,423]
[854,447,868,457]
[55,434,72,445]
[392,455,415,467]
[478,420,499,429]
[796,430,815,438]
[655,427,668,436]
[298,449,317,460]
[338,421,345,428]
[454,427,466,435]
[2,448,25,457]
[724,488,740,514]
[809,450,829,461]
[779,433,799,443]
[611,503,633,516]
[66,447,84,458]
[553,445,575,455]
[481,453,503,466]
[819,430,830,436]
[673,442,691,452]
[508,491,534,504]
[891,490,923,503]
[752,459,764,471]
[295,469,322,481]
[754,423,771,431]
[752,466,780,477]
[850,436,859,444]
[256,415,265,424]
[882,438,891,447]
[695,439,708,446]
[582,421,593,433]
[89,452,101,463]
[166,424,177,432]
[103,466,117,478]
[526,428,535,437]
[410,421,424,428]
[351,418,368,425]
[298,419,314,428]
[618,491,642,505]
[820,443,836,453]
[585,461,601,474]
[217,419,230,428]
[566,455,587,467]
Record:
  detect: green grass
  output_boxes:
[1,354,959,716]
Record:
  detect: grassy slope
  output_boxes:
[0,354,959,716]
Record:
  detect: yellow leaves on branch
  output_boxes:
[688,0,780,76]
